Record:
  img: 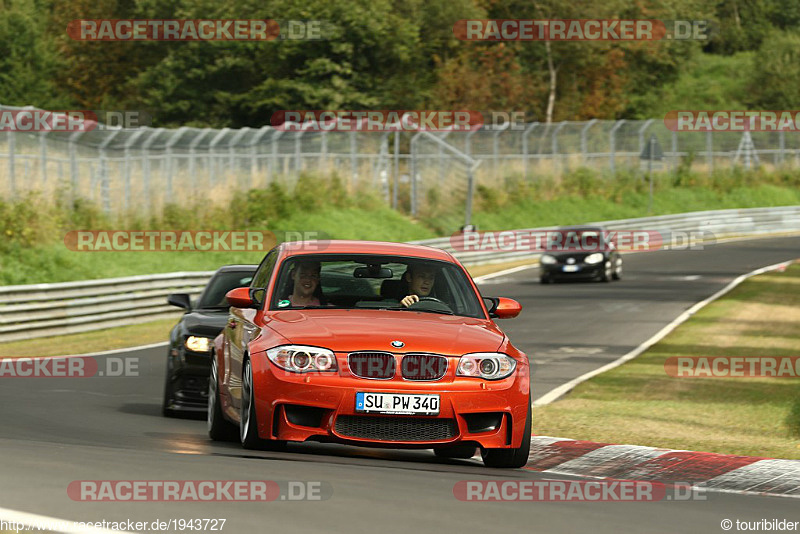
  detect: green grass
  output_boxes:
[533,263,800,460]
[1,167,799,285]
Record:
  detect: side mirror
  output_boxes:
[226,287,259,309]
[167,293,192,311]
[486,297,521,319]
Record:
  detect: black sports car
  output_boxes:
[539,226,623,283]
[162,264,257,416]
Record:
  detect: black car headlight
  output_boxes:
[457,353,516,380]
[584,252,604,265]
[185,336,211,353]
[540,254,557,265]
[267,345,338,373]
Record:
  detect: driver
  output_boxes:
[400,264,437,308]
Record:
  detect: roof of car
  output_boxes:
[280,240,455,262]
[215,264,258,273]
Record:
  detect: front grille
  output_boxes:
[335,415,458,442]
[401,354,448,380]
[348,352,396,379]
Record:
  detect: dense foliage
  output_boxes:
[1,0,797,126]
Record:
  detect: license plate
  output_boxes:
[356,392,440,415]
[562,265,580,272]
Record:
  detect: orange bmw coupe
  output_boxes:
[209,240,531,468]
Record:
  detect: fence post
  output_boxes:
[580,119,597,165]
[522,122,538,180]
[609,120,625,175]
[350,131,357,187]
[208,128,230,186]
[7,131,15,199]
[270,130,283,183]
[141,128,164,212]
[492,124,509,180]
[636,119,654,180]
[671,130,678,172]
[189,128,213,193]
[249,126,272,189]
[552,121,567,173]
[392,132,399,209]
[410,132,422,216]
[39,131,48,187]
[123,128,149,213]
[706,131,713,174]
[97,130,121,215]
[68,130,85,204]
[779,130,785,167]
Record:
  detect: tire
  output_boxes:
[208,352,238,442]
[240,357,286,451]
[162,354,178,418]
[539,275,552,284]
[612,258,622,280]
[434,443,477,459]
[481,402,531,469]
[599,261,612,283]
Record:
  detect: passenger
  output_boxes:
[288,261,324,307]
[400,264,437,308]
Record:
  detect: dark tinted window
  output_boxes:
[251,250,277,288]
[197,271,256,308]
[269,254,485,319]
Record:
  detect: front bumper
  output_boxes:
[542,262,604,279]
[166,349,212,411]
[250,353,530,449]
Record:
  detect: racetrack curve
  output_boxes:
[1,236,798,533]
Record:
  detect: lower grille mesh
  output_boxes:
[334,415,457,442]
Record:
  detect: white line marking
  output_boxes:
[533,259,794,406]
[0,506,133,534]
[473,263,538,283]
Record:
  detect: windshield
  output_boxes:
[547,229,606,252]
[269,254,485,319]
[197,271,255,308]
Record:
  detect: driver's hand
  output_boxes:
[400,294,419,308]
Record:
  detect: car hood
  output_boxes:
[181,309,229,337]
[263,309,505,355]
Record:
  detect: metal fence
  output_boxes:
[3,104,800,223]
[1,206,798,343]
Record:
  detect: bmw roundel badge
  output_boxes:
[391,340,405,348]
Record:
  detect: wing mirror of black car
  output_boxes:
[353,266,393,278]
[167,293,192,311]
[483,296,522,319]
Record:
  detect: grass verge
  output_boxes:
[532,262,800,459]
[0,318,178,358]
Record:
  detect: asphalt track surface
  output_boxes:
[1,236,798,534]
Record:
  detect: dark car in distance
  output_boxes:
[539,226,622,284]
[162,265,257,416]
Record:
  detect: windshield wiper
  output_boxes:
[403,307,454,315]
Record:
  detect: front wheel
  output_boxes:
[240,358,286,451]
[208,353,238,441]
[481,403,531,468]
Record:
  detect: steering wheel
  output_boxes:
[415,297,446,305]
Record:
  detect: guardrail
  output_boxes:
[0,206,798,343]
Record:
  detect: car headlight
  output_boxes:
[457,353,517,380]
[267,345,337,373]
[584,252,604,264]
[540,254,557,265]
[185,336,211,353]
